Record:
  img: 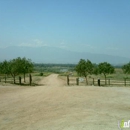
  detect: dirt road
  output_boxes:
[0,74,130,130]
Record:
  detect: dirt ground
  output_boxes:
[0,74,130,130]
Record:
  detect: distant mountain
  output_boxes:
[0,46,129,64]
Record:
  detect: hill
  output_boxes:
[0,46,129,64]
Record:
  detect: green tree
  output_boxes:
[76,59,93,85]
[9,57,34,84]
[1,60,10,83]
[21,57,33,82]
[98,62,115,85]
[0,62,2,81]
[93,63,99,75]
[122,62,130,74]
[0,62,2,74]
[9,58,20,84]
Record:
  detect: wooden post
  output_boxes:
[19,76,21,85]
[98,79,100,86]
[93,78,94,85]
[108,79,110,85]
[76,77,79,85]
[67,75,69,85]
[5,74,6,83]
[124,78,126,86]
[29,74,32,86]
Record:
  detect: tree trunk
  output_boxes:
[5,74,6,83]
[13,75,16,84]
[10,73,16,84]
[85,76,88,85]
[104,74,106,85]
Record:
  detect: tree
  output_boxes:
[21,57,33,82]
[9,58,20,84]
[98,62,115,85]
[0,62,2,81]
[9,57,34,84]
[0,62,2,74]
[93,63,99,75]
[76,59,93,85]
[1,60,10,83]
[122,62,130,74]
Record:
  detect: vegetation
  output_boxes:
[20,58,33,82]
[75,59,115,85]
[75,59,93,85]
[0,57,34,84]
[122,62,130,75]
[0,57,130,87]
[98,62,115,85]
[34,63,76,73]
[1,60,10,83]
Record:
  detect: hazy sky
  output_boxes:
[0,0,130,58]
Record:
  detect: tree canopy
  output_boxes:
[75,59,93,85]
[0,57,34,83]
[98,62,115,85]
[0,60,9,75]
[122,62,130,74]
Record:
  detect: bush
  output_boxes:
[40,72,43,76]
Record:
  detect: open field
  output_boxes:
[0,74,130,130]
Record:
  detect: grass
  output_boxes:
[59,68,130,86]
[0,68,130,87]
[0,72,52,86]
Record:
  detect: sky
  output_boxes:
[0,0,130,58]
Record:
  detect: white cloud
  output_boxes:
[18,39,48,47]
[52,40,69,49]
[18,42,47,47]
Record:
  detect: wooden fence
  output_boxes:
[67,75,130,86]
[0,74,32,86]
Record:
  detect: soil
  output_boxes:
[0,74,130,130]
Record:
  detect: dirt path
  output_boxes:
[0,74,130,130]
[38,74,65,87]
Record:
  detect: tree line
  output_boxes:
[75,59,130,85]
[0,57,33,84]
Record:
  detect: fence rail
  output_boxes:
[67,76,130,86]
[0,74,33,86]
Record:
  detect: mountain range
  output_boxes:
[0,46,129,65]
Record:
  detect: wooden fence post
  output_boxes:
[98,79,100,86]
[76,77,79,85]
[124,78,126,86]
[5,75,6,83]
[19,76,21,85]
[29,74,32,86]
[108,79,110,85]
[67,75,69,85]
[93,78,94,85]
